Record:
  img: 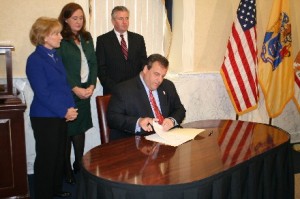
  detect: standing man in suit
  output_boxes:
[96,6,147,95]
[107,54,186,140]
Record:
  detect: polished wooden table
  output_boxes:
[78,120,294,199]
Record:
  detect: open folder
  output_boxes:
[145,122,205,147]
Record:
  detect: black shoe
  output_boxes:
[53,191,71,198]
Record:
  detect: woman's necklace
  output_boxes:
[48,53,56,63]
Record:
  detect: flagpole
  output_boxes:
[236,114,239,121]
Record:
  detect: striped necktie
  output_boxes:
[149,90,164,124]
[120,34,128,60]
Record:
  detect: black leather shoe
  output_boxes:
[53,191,71,198]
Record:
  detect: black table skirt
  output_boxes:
[77,141,294,199]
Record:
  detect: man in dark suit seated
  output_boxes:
[96,6,147,95]
[107,54,186,141]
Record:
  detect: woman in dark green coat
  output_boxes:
[57,2,97,184]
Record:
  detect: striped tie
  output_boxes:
[149,90,164,125]
[120,34,128,60]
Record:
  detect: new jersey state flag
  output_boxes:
[258,0,294,118]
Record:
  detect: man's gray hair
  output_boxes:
[111,6,130,19]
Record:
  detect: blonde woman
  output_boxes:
[26,17,77,198]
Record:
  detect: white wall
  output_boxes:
[0,0,86,77]
[2,0,300,76]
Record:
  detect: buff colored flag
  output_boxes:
[258,0,294,118]
[293,51,300,112]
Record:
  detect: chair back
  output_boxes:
[95,95,111,144]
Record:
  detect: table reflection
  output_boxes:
[135,136,176,184]
[217,120,281,168]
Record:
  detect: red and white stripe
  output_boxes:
[218,120,254,167]
[221,14,259,115]
[293,62,300,111]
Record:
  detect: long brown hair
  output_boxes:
[58,3,90,41]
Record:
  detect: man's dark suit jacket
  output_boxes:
[107,76,186,140]
[96,30,147,94]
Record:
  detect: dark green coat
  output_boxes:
[57,33,97,136]
[57,33,97,89]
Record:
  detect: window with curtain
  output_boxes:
[88,0,171,56]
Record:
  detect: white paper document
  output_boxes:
[145,122,205,147]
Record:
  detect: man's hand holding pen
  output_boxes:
[139,117,175,132]
[139,117,155,132]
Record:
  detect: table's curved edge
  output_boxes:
[78,120,294,199]
[79,136,292,189]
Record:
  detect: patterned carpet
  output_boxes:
[294,144,300,152]
[296,174,300,199]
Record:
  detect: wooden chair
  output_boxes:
[95,95,111,144]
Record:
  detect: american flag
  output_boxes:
[220,0,259,115]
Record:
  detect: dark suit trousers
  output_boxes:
[31,117,67,199]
